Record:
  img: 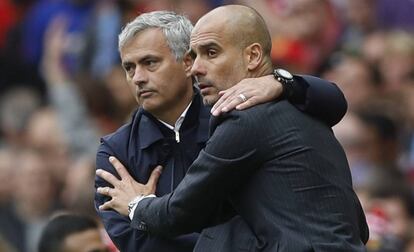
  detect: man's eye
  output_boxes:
[123,65,134,76]
[207,49,217,57]
[145,60,157,66]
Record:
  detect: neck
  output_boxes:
[247,58,274,78]
[153,83,194,126]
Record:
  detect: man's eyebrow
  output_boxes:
[198,42,219,49]
[122,54,160,66]
[138,55,159,63]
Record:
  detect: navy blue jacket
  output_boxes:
[95,75,347,252]
[95,92,209,252]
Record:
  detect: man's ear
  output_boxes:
[245,43,263,71]
[182,52,194,77]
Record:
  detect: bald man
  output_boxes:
[110,5,368,252]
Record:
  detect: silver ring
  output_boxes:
[238,93,247,102]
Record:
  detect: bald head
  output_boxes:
[189,5,273,105]
[194,5,272,55]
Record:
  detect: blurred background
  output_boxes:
[0,0,413,251]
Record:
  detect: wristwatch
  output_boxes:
[273,68,294,99]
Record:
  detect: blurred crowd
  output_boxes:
[0,0,413,251]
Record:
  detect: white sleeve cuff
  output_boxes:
[128,194,156,220]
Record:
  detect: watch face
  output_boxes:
[276,68,293,80]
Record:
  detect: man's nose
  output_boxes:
[190,57,206,77]
[132,67,148,86]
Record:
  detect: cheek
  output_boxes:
[159,67,188,90]
[215,62,244,89]
[126,82,139,103]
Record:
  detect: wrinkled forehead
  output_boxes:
[190,17,232,48]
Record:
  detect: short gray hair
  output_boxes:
[118,11,193,61]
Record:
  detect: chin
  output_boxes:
[141,101,160,113]
[202,95,219,106]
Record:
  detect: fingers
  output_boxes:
[96,169,120,186]
[146,166,163,188]
[212,88,252,116]
[211,89,233,115]
[235,96,259,110]
[99,199,114,211]
[214,95,244,116]
[109,156,131,180]
[212,75,288,115]
[97,187,112,197]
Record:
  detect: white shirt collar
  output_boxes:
[158,101,192,132]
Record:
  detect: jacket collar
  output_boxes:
[133,89,210,150]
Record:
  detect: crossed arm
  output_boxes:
[96,74,345,216]
[95,74,347,247]
[95,146,199,251]
[97,110,264,236]
[96,157,161,216]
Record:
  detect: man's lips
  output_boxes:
[138,89,155,97]
[198,82,212,90]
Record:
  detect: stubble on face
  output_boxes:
[190,22,247,106]
[191,5,274,107]
[121,28,194,124]
[199,59,245,107]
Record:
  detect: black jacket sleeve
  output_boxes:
[132,110,265,237]
[288,75,347,127]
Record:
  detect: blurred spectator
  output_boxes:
[322,54,379,110]
[21,0,120,78]
[41,17,101,159]
[60,157,96,217]
[173,0,213,23]
[0,149,58,252]
[25,108,70,185]
[356,109,402,174]
[0,0,19,50]
[0,234,17,252]
[333,101,404,191]
[0,0,35,54]
[340,0,378,53]
[399,84,414,177]
[74,75,125,134]
[0,147,16,208]
[0,86,42,147]
[134,0,174,13]
[237,0,342,74]
[87,0,122,78]
[333,112,372,187]
[405,232,414,252]
[365,180,414,251]
[378,31,414,92]
[121,0,214,25]
[104,65,136,121]
[38,213,108,252]
[361,31,388,66]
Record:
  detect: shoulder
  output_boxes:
[212,101,293,126]
[101,123,132,147]
[98,109,140,154]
